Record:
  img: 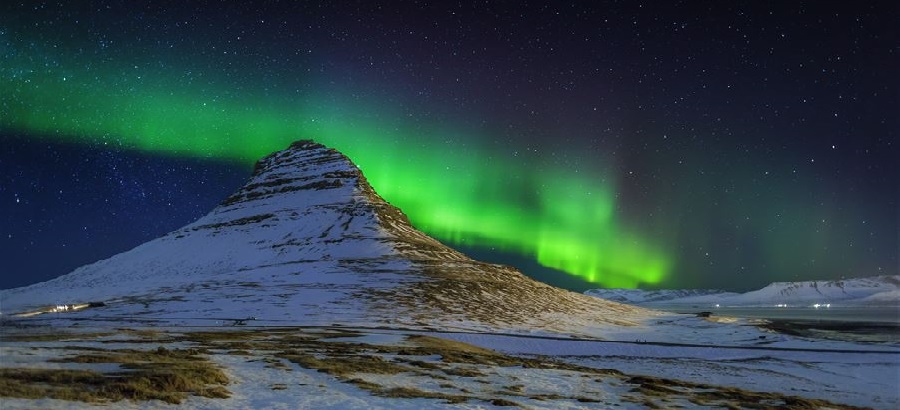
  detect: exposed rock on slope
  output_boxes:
[1,141,652,335]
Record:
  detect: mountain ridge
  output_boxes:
[585,275,900,306]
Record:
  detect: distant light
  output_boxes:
[714,304,720,308]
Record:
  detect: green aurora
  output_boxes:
[1,55,669,288]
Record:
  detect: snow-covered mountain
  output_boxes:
[722,275,900,306]
[1,140,651,335]
[584,288,737,304]
[585,275,900,307]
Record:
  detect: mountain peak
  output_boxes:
[1,140,653,335]
[224,139,361,206]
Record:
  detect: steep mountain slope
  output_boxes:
[1,141,652,335]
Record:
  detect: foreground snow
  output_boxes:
[442,314,900,408]
[2,311,897,409]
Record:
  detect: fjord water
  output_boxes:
[654,305,899,323]
[655,304,900,343]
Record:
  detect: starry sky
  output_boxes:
[1,1,897,292]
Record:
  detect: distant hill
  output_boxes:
[586,275,900,307]
[584,288,737,304]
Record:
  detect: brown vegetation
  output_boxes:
[0,327,873,409]
[0,345,229,404]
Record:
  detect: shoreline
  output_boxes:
[757,318,900,344]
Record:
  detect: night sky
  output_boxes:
[1,1,897,292]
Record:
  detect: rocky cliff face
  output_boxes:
[1,140,652,335]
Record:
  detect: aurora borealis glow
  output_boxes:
[1,1,896,291]
[1,58,668,288]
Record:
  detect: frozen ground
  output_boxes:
[1,313,897,409]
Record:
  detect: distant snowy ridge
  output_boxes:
[723,275,900,306]
[584,288,737,304]
[585,275,900,307]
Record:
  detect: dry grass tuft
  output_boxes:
[0,368,106,402]
[0,346,230,404]
[489,398,520,406]
[279,352,411,377]
[626,375,868,410]
[262,358,293,371]
[117,328,165,339]
[441,366,485,377]
[180,330,260,343]
[378,387,469,404]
